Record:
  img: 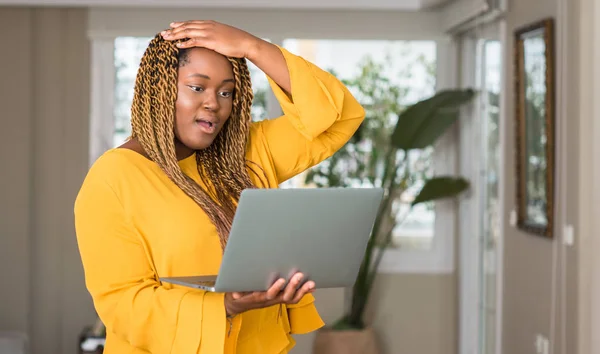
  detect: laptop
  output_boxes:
[160,187,384,293]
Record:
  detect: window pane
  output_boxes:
[114,37,151,147]
[247,60,270,121]
[281,39,437,250]
[113,37,271,147]
[480,39,501,354]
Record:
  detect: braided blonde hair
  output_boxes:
[130,34,259,250]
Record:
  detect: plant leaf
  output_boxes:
[408,108,458,149]
[391,89,476,150]
[411,176,469,206]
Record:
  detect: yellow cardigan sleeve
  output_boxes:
[286,293,325,334]
[251,45,366,183]
[74,171,226,353]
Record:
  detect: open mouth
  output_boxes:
[195,119,217,134]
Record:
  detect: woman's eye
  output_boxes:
[219,91,233,98]
[189,86,204,92]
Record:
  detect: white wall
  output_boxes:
[0,7,96,354]
[0,0,452,10]
[500,0,580,353]
[87,7,446,40]
[576,0,600,353]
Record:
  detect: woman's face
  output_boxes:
[174,47,235,152]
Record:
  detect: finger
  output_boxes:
[168,32,209,46]
[170,20,207,28]
[167,23,211,39]
[161,28,196,41]
[161,27,199,41]
[265,278,286,300]
[177,37,216,49]
[282,273,304,302]
[290,281,315,304]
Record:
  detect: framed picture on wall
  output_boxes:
[514,18,555,238]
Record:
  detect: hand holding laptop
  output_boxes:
[224,272,314,316]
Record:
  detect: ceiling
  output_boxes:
[0,0,454,10]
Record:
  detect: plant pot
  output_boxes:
[312,327,379,354]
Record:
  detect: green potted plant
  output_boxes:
[309,59,476,354]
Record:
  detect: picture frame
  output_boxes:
[514,18,555,238]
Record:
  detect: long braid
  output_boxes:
[198,58,256,196]
[130,34,257,250]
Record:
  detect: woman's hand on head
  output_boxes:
[224,272,315,317]
[161,20,263,59]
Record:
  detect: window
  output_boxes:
[457,27,504,354]
[247,61,270,122]
[479,39,501,354]
[281,39,438,251]
[114,37,151,146]
[90,31,452,273]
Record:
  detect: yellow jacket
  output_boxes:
[74,45,365,353]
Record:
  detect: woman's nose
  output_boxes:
[203,92,219,111]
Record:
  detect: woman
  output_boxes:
[74,20,365,353]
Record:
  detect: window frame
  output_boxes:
[89,38,116,166]
[378,38,459,274]
[88,10,458,274]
